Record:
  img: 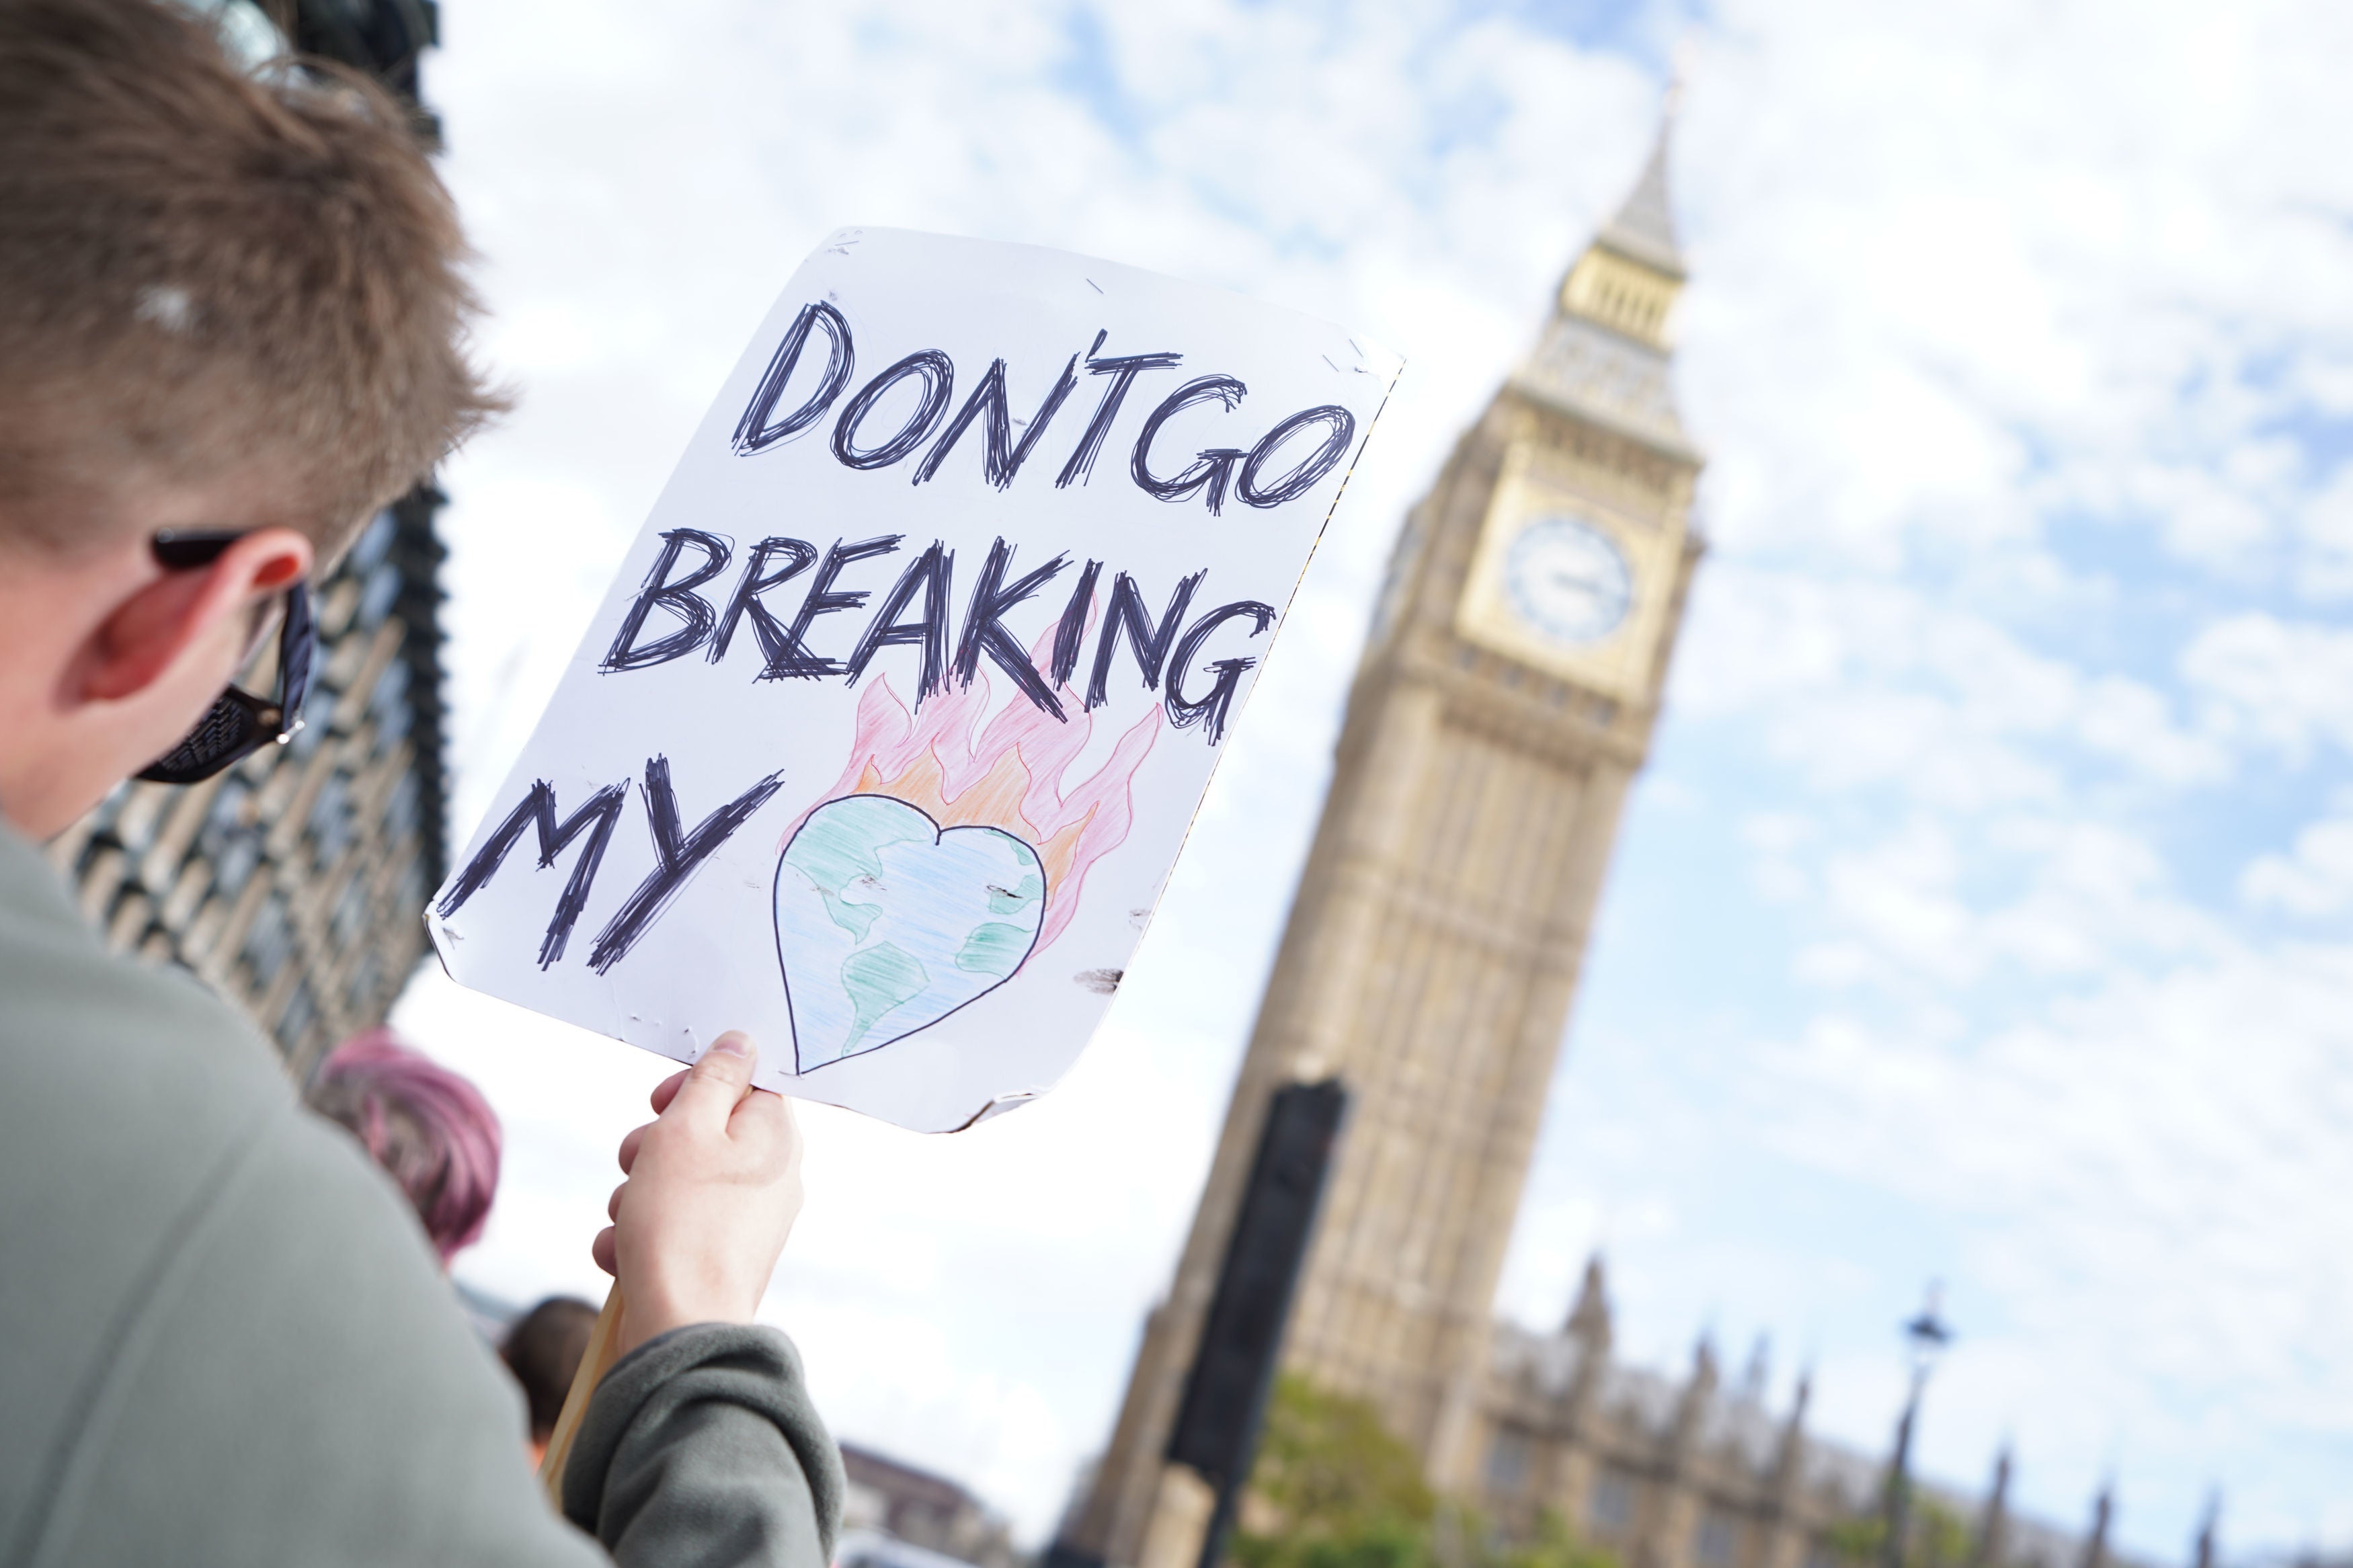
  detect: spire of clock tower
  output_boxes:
[1523,104,1696,460]
[1595,112,1684,281]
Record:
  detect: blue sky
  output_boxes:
[389,0,2353,1555]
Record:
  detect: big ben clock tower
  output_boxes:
[1065,116,1704,1568]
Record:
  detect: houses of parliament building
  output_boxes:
[1055,114,2163,1568]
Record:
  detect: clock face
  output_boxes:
[1503,514,1634,645]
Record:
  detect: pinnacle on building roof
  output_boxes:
[1596,109,1685,280]
[1970,1448,2013,1568]
[1687,1332,1720,1393]
[1565,1254,1613,1350]
[1737,1333,1771,1403]
[2078,1483,2114,1568]
[1779,1369,1812,1441]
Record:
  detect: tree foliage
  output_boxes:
[1234,1375,1437,1568]
[1472,1508,1624,1568]
[1823,1497,1972,1568]
[1232,1377,1618,1568]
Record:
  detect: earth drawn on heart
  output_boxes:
[773,793,1045,1073]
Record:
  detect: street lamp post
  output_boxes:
[1882,1284,1954,1568]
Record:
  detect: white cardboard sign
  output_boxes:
[428,228,1401,1132]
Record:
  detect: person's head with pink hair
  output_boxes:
[306,1028,502,1267]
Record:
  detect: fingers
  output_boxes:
[609,1182,625,1223]
[592,1225,617,1277]
[620,1069,690,1171]
[729,1084,791,1139]
[664,1031,758,1134]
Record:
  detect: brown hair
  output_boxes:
[0,0,503,555]
[500,1296,598,1441]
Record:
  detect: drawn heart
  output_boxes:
[772,794,1045,1073]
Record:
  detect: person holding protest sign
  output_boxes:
[0,2,840,1563]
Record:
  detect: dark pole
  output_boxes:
[1881,1365,1925,1568]
[1882,1285,1953,1568]
[1164,1080,1350,1568]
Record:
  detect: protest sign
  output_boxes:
[428,228,1401,1132]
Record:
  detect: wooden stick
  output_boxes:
[539,1284,625,1505]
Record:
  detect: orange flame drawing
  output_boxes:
[795,647,1160,954]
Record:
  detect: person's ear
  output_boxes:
[77,528,314,705]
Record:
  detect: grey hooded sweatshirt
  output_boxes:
[0,827,842,1567]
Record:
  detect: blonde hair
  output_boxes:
[0,0,504,552]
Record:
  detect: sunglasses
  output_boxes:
[134,530,317,786]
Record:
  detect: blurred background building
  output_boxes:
[1471,1260,2136,1568]
[43,0,452,1080]
[843,1441,1024,1568]
[1066,111,1706,1568]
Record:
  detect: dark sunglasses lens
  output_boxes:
[132,568,311,788]
[149,530,244,571]
[279,582,316,723]
[134,692,270,785]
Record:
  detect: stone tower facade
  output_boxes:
[1064,120,1706,1568]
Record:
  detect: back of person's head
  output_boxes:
[307,1028,501,1264]
[0,0,500,559]
[501,1296,598,1448]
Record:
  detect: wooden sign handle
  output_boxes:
[539,1284,625,1505]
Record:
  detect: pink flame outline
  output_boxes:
[788,629,1159,954]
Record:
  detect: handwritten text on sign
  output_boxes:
[428,229,1400,1132]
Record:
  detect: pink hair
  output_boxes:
[307,1028,501,1262]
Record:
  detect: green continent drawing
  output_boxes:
[774,795,1045,1071]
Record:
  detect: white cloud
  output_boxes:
[2242,811,2353,917]
[1680,568,2229,813]
[1755,944,2353,1455]
[2184,614,2353,764]
[2295,463,2353,600]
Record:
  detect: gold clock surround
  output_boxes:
[1455,442,1685,702]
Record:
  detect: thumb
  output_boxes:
[667,1031,757,1130]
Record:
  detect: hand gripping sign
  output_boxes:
[428,229,1402,1132]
